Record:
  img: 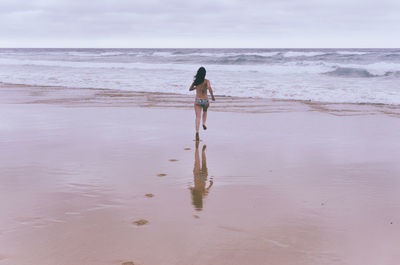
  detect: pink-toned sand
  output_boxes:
[1,83,400,265]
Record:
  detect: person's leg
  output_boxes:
[201,144,207,176]
[194,103,202,140]
[202,102,209,130]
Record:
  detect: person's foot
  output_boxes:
[202,124,207,130]
[195,132,200,141]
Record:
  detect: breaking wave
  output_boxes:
[325,67,377,78]
[324,63,400,78]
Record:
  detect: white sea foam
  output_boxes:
[152,51,176,57]
[336,51,370,55]
[67,51,99,57]
[177,51,280,57]
[283,51,326,57]
[100,52,125,56]
[0,58,196,70]
[66,51,126,57]
[0,57,332,74]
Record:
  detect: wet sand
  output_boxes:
[1,83,400,265]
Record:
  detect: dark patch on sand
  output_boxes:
[133,219,149,226]
[122,262,135,265]
[184,147,191,150]
[0,254,7,261]
[169,159,179,162]
[145,193,154,198]
[193,215,200,219]
[157,173,167,177]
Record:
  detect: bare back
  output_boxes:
[194,79,209,100]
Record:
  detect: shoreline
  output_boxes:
[1,82,400,117]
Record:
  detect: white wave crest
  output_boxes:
[336,51,370,55]
[283,51,326,57]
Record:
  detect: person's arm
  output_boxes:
[189,82,195,91]
[208,80,215,101]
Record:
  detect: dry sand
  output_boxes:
[1,83,400,265]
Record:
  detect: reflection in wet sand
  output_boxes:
[190,142,213,211]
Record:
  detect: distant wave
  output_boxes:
[336,51,371,55]
[0,58,197,70]
[2,57,400,78]
[325,67,376,77]
[67,51,125,57]
[384,53,400,59]
[99,52,125,56]
[67,51,99,57]
[384,71,400,77]
[156,51,281,58]
[324,67,400,78]
[283,51,327,57]
[207,54,273,64]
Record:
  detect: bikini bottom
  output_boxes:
[195,98,209,107]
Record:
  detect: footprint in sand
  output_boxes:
[122,262,135,265]
[145,193,154,198]
[133,219,149,226]
[169,159,179,162]
[157,173,167,177]
[184,147,191,150]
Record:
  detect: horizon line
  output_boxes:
[0,47,398,49]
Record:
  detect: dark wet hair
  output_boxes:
[193,67,206,86]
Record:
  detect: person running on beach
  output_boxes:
[189,67,215,141]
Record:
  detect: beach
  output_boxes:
[1,83,400,265]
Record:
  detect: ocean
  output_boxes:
[0,48,399,105]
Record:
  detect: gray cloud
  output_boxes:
[0,0,399,47]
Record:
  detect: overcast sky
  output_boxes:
[0,0,399,48]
